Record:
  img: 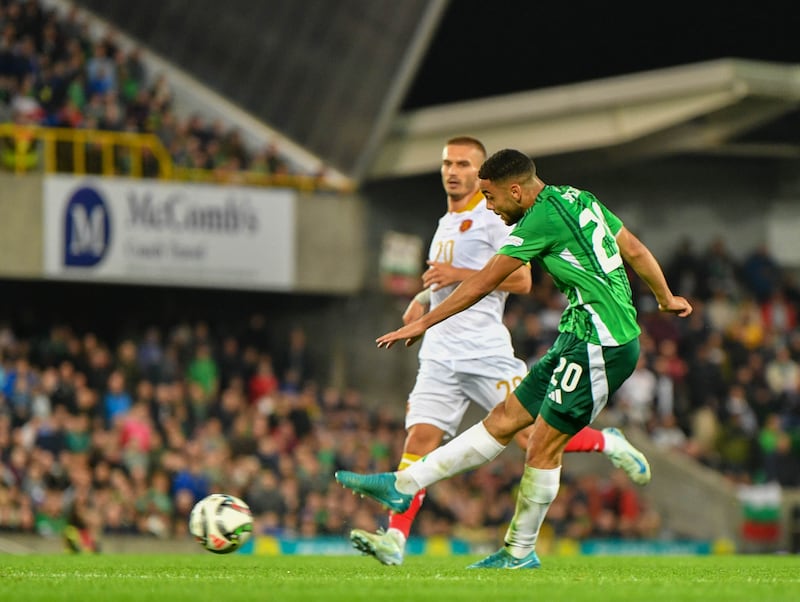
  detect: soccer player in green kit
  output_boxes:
[337,149,693,569]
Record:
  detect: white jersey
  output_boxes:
[419,193,516,361]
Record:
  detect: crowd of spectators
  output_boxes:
[0,0,315,183]
[0,236,798,552]
[507,236,800,488]
[0,298,661,553]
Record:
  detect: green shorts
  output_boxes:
[514,332,640,435]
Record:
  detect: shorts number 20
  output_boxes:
[548,357,583,404]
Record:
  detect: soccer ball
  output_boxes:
[189,493,254,554]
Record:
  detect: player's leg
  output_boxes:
[468,415,568,569]
[349,360,468,565]
[452,356,617,484]
[392,355,645,486]
[336,390,534,509]
[519,349,650,484]
[335,351,559,508]
[385,423,443,536]
[350,424,445,565]
[563,425,650,484]
[459,354,533,453]
[469,334,640,569]
[398,388,535,490]
[349,425,439,565]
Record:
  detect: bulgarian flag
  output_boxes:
[739,483,782,542]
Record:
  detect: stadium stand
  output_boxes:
[0,236,798,553]
[0,0,344,190]
[0,307,660,550]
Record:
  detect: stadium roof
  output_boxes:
[367,59,800,180]
[62,0,800,187]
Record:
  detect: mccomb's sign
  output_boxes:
[43,175,296,290]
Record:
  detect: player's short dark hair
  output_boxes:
[478,149,536,182]
[445,136,487,158]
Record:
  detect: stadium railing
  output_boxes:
[0,124,346,192]
[0,123,172,179]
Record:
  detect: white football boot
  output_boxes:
[349,528,405,566]
[602,427,651,485]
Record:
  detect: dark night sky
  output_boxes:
[403,0,800,109]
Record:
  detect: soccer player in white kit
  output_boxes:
[349,137,650,565]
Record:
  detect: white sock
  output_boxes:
[505,465,561,559]
[385,527,406,545]
[395,422,506,493]
[601,430,617,454]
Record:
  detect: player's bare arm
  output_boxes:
[402,297,428,325]
[423,261,531,294]
[377,254,525,348]
[499,263,532,294]
[615,226,693,317]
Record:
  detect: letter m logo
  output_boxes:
[64,187,111,267]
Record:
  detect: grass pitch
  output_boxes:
[0,554,797,602]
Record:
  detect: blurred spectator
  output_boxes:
[703,237,740,300]
[770,429,800,487]
[765,345,800,399]
[278,326,313,391]
[248,354,278,405]
[103,370,131,428]
[741,244,782,303]
[761,290,797,335]
[724,384,759,437]
[186,343,218,399]
[137,327,164,383]
[119,401,153,473]
[685,334,727,413]
[666,237,703,300]
[706,288,738,334]
[217,336,245,391]
[134,468,173,538]
[650,413,688,451]
[171,449,209,504]
[86,44,115,97]
[733,298,766,351]
[612,355,657,427]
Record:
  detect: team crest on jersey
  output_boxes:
[459,219,473,232]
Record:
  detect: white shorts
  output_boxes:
[406,355,528,437]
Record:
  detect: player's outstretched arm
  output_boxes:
[377,254,525,348]
[616,226,692,317]
[423,262,531,295]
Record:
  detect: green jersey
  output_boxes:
[498,185,640,346]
